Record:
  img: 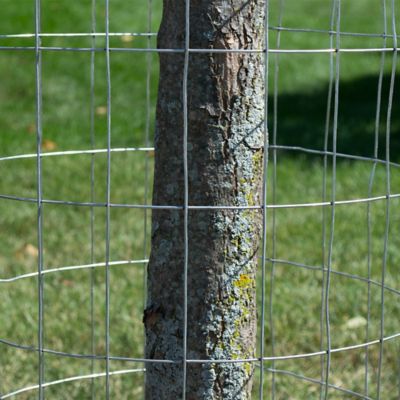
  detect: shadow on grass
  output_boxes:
[270,73,400,161]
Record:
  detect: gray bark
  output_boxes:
[145,1,265,399]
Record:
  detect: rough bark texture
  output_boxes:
[145,1,265,398]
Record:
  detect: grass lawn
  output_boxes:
[0,0,399,399]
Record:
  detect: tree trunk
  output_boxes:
[145,1,265,399]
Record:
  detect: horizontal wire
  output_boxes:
[1,256,399,298]
[0,147,154,162]
[0,338,174,363]
[0,368,145,400]
[270,145,400,169]
[1,192,400,210]
[0,32,156,39]
[0,259,148,283]
[0,46,183,53]
[268,368,374,400]
[1,331,399,364]
[189,332,400,363]
[1,45,400,53]
[2,146,399,169]
[0,365,374,400]
[0,27,398,41]
[0,364,375,400]
[266,258,400,296]
[269,25,400,40]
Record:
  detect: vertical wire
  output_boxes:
[34,0,45,398]
[269,1,284,397]
[89,0,97,398]
[377,1,397,398]
[104,0,112,398]
[258,0,269,396]
[320,2,336,398]
[142,0,152,314]
[398,348,400,400]
[365,1,387,395]
[323,1,340,398]
[143,0,152,392]
[182,0,191,397]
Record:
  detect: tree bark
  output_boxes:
[145,1,265,399]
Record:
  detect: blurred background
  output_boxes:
[0,0,399,398]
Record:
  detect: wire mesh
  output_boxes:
[0,0,400,399]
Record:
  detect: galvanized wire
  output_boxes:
[34,0,45,398]
[1,329,400,364]
[258,0,270,395]
[89,1,97,398]
[268,1,284,397]
[377,1,398,398]
[3,45,400,53]
[323,1,341,398]
[2,189,400,210]
[365,1,387,396]
[181,0,191,397]
[319,2,336,397]
[104,0,112,397]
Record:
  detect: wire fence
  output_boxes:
[0,0,399,399]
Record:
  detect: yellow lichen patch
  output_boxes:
[252,149,263,176]
[234,273,253,289]
[244,362,252,376]
[245,190,255,206]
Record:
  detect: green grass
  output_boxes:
[0,0,399,399]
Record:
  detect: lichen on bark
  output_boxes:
[145,1,265,399]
